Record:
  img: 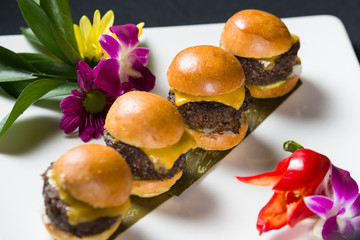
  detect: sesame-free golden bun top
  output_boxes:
[105,91,185,149]
[53,144,132,208]
[220,9,292,58]
[167,45,245,96]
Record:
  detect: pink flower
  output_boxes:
[99,24,155,92]
[60,60,121,142]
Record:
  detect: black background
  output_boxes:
[0,0,359,61]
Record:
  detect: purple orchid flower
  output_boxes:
[99,24,155,92]
[60,60,121,142]
[304,165,360,240]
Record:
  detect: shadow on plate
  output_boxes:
[222,134,281,173]
[276,77,327,120]
[114,227,146,240]
[156,183,216,220]
[268,223,312,240]
[0,115,60,155]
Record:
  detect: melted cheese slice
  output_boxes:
[258,34,300,70]
[171,86,245,110]
[141,130,197,171]
[47,170,130,226]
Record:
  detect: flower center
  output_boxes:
[83,90,106,114]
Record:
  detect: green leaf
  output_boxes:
[49,21,81,65]
[0,65,35,82]
[0,46,38,73]
[41,82,79,99]
[0,80,34,98]
[0,79,65,136]
[40,0,78,53]
[20,27,43,47]
[30,60,77,79]
[17,0,69,64]
[19,52,53,61]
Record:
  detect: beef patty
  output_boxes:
[237,41,300,86]
[42,167,119,237]
[104,129,187,180]
[168,87,252,134]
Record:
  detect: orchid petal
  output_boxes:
[350,216,360,231]
[125,54,155,91]
[340,219,355,239]
[132,47,149,65]
[322,215,342,240]
[304,195,334,219]
[332,166,359,207]
[120,81,134,94]
[110,24,139,51]
[348,195,360,218]
[94,59,121,96]
[99,34,121,59]
[76,61,94,92]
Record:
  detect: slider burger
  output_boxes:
[104,91,196,198]
[167,45,251,150]
[220,9,302,98]
[42,144,132,240]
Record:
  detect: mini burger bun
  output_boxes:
[187,114,248,150]
[42,216,121,240]
[167,45,245,96]
[105,91,184,149]
[220,9,292,58]
[247,74,300,99]
[53,144,132,208]
[131,171,183,198]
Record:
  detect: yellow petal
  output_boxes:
[93,10,101,36]
[79,15,91,41]
[73,24,85,59]
[137,22,145,38]
[99,10,114,34]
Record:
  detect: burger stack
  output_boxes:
[41,9,301,240]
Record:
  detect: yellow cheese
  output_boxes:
[171,86,245,110]
[258,34,299,71]
[47,170,129,225]
[247,74,293,90]
[141,130,197,171]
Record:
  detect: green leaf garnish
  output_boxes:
[17,0,69,63]
[39,0,78,53]
[0,79,66,136]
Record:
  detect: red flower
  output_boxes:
[237,147,331,234]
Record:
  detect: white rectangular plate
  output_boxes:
[0,15,360,240]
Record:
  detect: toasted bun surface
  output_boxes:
[131,171,183,198]
[54,144,132,208]
[187,114,248,150]
[105,91,184,149]
[167,45,245,96]
[43,215,121,240]
[220,9,292,58]
[247,74,300,98]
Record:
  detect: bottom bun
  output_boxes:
[131,171,183,198]
[187,115,248,151]
[246,75,300,99]
[42,215,122,240]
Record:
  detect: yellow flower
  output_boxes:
[137,22,145,38]
[74,10,114,64]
